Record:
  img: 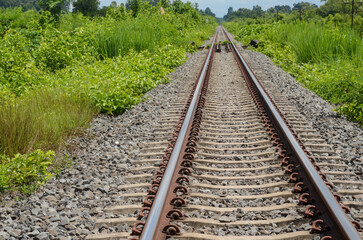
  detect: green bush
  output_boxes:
[33,27,95,71]
[0,7,38,35]
[0,150,54,194]
[0,29,42,95]
[55,45,186,115]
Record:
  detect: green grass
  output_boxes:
[0,88,96,157]
[267,22,362,63]
[94,21,161,59]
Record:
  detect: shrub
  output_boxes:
[0,29,42,95]
[56,45,186,115]
[0,150,54,194]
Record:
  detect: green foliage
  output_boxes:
[0,7,39,35]
[225,21,362,125]
[73,0,100,17]
[0,23,94,95]
[106,4,128,20]
[0,1,217,194]
[55,45,186,115]
[0,29,43,95]
[33,27,94,71]
[126,0,141,17]
[0,150,54,194]
[59,12,90,31]
[39,0,69,22]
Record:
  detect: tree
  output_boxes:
[223,7,234,20]
[252,5,263,17]
[125,0,140,16]
[98,6,108,16]
[224,8,252,21]
[39,0,70,21]
[110,1,117,7]
[227,7,233,15]
[292,2,318,20]
[171,0,184,14]
[73,0,100,17]
[318,0,348,17]
[149,0,159,6]
[275,5,292,13]
[204,7,215,17]
[160,0,170,8]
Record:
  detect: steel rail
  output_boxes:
[140,33,217,240]
[224,29,361,240]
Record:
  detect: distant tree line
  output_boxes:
[223,2,320,21]
[223,1,362,23]
[0,0,42,10]
[0,0,217,19]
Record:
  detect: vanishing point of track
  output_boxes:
[86,27,363,240]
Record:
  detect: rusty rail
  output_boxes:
[130,32,217,240]
[223,28,361,240]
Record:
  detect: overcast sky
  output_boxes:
[99,0,323,18]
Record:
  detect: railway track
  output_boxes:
[86,27,363,240]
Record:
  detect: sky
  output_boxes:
[99,0,324,18]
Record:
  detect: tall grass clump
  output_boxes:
[95,21,161,59]
[271,22,362,63]
[0,88,96,157]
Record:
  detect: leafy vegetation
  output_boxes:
[0,2,217,195]
[73,0,100,17]
[0,150,54,194]
[224,21,362,125]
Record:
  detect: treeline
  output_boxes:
[0,0,216,18]
[0,0,41,11]
[223,0,363,32]
[223,3,317,21]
